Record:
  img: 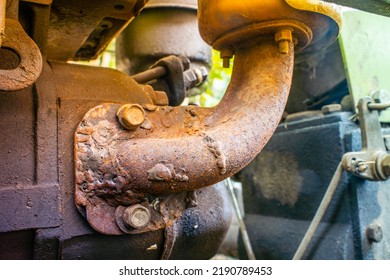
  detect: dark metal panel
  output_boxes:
[0,230,35,260]
[0,184,60,232]
[240,214,355,260]
[47,0,147,61]
[0,88,35,185]
[237,112,357,259]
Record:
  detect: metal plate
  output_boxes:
[339,9,390,122]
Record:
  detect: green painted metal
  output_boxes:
[339,9,390,122]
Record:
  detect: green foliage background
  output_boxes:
[189,49,232,107]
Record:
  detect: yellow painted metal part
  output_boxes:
[198,0,341,54]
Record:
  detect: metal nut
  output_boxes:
[366,223,383,243]
[122,204,151,229]
[275,29,293,54]
[117,104,145,130]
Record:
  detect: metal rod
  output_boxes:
[293,162,343,260]
[131,66,167,84]
[368,102,390,111]
[0,0,6,47]
[225,178,256,260]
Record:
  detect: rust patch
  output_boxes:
[203,133,227,175]
[147,163,189,183]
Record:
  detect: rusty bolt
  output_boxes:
[275,29,293,54]
[117,104,146,130]
[366,223,383,243]
[220,48,234,69]
[123,204,151,229]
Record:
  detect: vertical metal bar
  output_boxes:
[293,162,343,260]
[0,0,6,47]
[225,178,256,260]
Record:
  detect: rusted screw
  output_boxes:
[220,48,234,68]
[117,104,145,130]
[122,204,151,229]
[366,223,383,243]
[275,29,293,54]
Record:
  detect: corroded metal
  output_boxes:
[75,38,295,234]
[198,0,341,57]
[116,2,211,75]
[0,19,42,91]
[0,0,5,47]
[47,0,147,61]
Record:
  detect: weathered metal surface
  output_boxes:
[0,62,60,233]
[19,0,52,57]
[0,0,5,47]
[198,0,341,56]
[0,57,231,259]
[0,184,60,232]
[0,19,42,91]
[148,55,189,106]
[75,39,294,234]
[339,9,390,122]
[237,112,355,259]
[237,111,390,259]
[46,0,147,61]
[131,55,209,102]
[60,183,231,259]
[116,5,211,75]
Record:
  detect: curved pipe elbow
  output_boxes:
[75,39,294,202]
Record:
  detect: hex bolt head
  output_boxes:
[366,223,383,243]
[117,104,145,130]
[275,29,293,54]
[122,204,151,229]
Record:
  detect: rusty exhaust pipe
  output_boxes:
[75,0,341,234]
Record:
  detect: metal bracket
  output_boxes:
[131,55,208,106]
[0,19,43,91]
[342,97,390,180]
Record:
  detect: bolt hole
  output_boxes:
[114,4,125,10]
[0,47,20,70]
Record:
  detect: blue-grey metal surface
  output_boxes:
[237,112,390,259]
